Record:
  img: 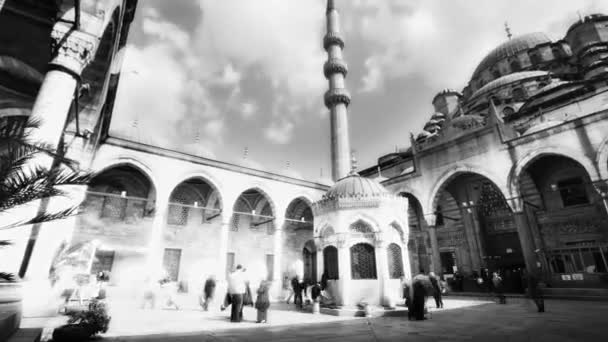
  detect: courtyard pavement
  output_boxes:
[22,297,608,341]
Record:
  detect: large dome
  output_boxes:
[325,173,389,199]
[470,70,550,100]
[472,32,552,80]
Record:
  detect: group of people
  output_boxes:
[403,269,445,321]
[221,265,271,323]
[284,272,332,309]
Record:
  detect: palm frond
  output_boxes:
[0,240,11,247]
[0,207,81,230]
[0,272,16,282]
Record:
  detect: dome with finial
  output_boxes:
[324,153,390,200]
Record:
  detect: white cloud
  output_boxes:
[359,57,384,93]
[240,101,258,119]
[264,120,295,145]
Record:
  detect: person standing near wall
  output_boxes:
[429,272,443,309]
[492,272,506,304]
[228,265,246,322]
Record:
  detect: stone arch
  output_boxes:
[345,212,380,233]
[508,147,601,206]
[232,185,277,217]
[398,191,426,230]
[166,171,225,210]
[349,218,376,234]
[596,137,608,181]
[319,225,335,238]
[428,164,510,214]
[93,157,158,197]
[388,221,405,243]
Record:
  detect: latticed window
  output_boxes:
[167,204,189,226]
[323,246,339,279]
[478,181,511,217]
[350,220,373,234]
[350,243,377,279]
[387,243,404,279]
[100,195,127,219]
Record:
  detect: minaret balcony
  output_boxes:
[324,88,351,108]
[324,58,349,78]
[323,31,345,50]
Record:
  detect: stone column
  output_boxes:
[146,194,169,276]
[513,211,538,276]
[336,233,351,306]
[272,217,285,296]
[460,208,482,272]
[217,211,233,279]
[315,238,324,281]
[374,236,391,307]
[427,226,442,275]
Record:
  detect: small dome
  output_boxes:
[472,32,552,80]
[325,174,389,199]
[471,70,550,100]
[431,112,446,119]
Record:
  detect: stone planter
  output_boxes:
[0,282,23,341]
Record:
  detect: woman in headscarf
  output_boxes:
[255,280,271,323]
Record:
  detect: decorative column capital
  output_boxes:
[50,23,99,76]
[336,233,348,248]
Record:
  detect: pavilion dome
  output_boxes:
[325,173,390,199]
[471,32,552,80]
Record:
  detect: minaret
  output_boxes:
[324,0,352,182]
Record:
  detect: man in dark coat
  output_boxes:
[429,272,443,309]
[292,275,303,309]
[255,280,271,323]
[527,272,545,312]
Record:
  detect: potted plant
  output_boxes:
[52,299,111,342]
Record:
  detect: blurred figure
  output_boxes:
[411,269,429,320]
[492,272,506,304]
[292,275,303,309]
[141,277,158,310]
[527,271,545,312]
[255,280,271,323]
[228,265,246,322]
[201,275,216,311]
[429,272,443,309]
[284,275,294,304]
[160,276,180,310]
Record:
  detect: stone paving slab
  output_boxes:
[99,299,608,342]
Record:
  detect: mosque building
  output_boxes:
[0,0,607,315]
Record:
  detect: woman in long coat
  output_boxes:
[255,280,271,323]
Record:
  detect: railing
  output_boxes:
[80,191,154,222]
[544,244,608,275]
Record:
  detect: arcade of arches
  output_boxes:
[403,155,608,292]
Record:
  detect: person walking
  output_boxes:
[492,272,506,304]
[255,280,271,323]
[292,275,303,309]
[528,272,545,312]
[429,272,443,309]
[228,265,246,322]
[201,275,216,311]
[411,269,428,320]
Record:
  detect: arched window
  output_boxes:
[350,243,377,279]
[323,246,339,279]
[387,243,404,279]
[350,220,374,234]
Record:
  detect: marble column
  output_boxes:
[217,211,233,279]
[374,237,391,307]
[461,208,482,272]
[272,218,285,295]
[513,211,538,276]
[19,22,98,279]
[336,233,351,306]
[146,194,169,276]
[315,238,325,281]
[427,226,442,275]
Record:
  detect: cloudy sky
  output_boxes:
[110,0,604,183]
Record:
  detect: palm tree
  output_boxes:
[0,116,92,281]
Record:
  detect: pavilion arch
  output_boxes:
[595,137,608,181]
[398,192,426,231]
[345,213,380,233]
[319,225,335,238]
[427,164,511,215]
[508,147,602,202]
[388,221,405,243]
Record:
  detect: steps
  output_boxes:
[446,288,608,302]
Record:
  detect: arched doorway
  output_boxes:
[433,172,524,292]
[284,197,314,281]
[230,188,276,281]
[77,164,156,285]
[399,193,426,276]
[518,155,608,287]
[303,240,317,284]
[164,177,222,283]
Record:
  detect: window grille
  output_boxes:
[162,248,182,281]
[100,196,127,219]
[90,250,115,275]
[350,243,377,279]
[323,246,339,279]
[350,221,373,234]
[387,243,404,279]
[478,181,511,217]
[167,204,189,226]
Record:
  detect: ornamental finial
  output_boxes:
[504,21,512,40]
[350,151,358,174]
